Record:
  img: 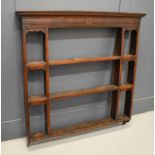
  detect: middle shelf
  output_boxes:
[25,54,136,70]
[28,83,133,106]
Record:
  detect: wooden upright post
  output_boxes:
[22,30,31,145]
[124,30,139,118]
[43,28,51,134]
[111,28,125,120]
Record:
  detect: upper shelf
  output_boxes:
[49,55,136,66]
[16,11,146,30]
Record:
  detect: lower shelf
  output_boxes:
[29,114,130,145]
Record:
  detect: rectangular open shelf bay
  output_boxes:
[30,114,130,144]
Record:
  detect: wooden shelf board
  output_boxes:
[26,61,46,70]
[28,95,48,106]
[51,84,133,100]
[29,114,130,144]
[28,84,133,105]
[25,55,136,70]
[51,85,118,100]
[49,56,121,66]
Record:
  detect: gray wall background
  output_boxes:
[2,0,154,140]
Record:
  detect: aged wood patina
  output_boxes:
[17,11,145,145]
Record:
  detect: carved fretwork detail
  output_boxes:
[23,28,46,34]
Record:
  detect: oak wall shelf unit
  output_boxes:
[17,11,145,145]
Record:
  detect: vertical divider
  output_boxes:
[124,30,139,118]
[22,30,31,145]
[43,28,51,134]
[111,28,125,120]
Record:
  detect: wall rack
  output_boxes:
[17,11,145,145]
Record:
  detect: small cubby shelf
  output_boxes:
[17,11,145,146]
